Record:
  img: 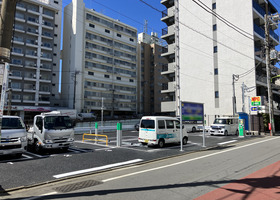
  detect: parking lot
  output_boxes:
[0,130,260,193]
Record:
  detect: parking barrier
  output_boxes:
[82,133,108,146]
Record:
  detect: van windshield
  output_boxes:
[1,118,25,129]
[44,116,73,130]
[140,120,155,129]
[213,119,227,124]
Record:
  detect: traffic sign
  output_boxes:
[251,107,258,111]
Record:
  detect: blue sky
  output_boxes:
[62,0,166,36]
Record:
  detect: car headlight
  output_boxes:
[67,138,74,142]
[20,136,27,142]
[43,140,53,144]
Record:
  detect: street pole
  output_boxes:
[232,74,239,116]
[242,82,245,113]
[264,3,275,135]
[175,0,183,151]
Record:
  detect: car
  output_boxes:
[134,122,139,131]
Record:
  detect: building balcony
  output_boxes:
[161,81,176,93]
[161,43,175,57]
[254,23,279,45]
[161,101,176,112]
[161,0,174,8]
[161,62,175,75]
[161,25,175,44]
[161,8,175,26]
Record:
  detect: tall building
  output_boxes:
[137,32,168,115]
[161,0,280,128]
[62,0,137,118]
[0,0,62,123]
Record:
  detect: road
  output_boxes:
[1,135,279,199]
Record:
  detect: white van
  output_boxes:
[210,117,239,136]
[138,116,188,148]
[0,116,27,157]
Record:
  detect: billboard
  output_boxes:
[181,102,204,124]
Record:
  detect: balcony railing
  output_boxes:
[254,23,279,41]
[253,0,265,17]
[162,9,168,18]
[162,27,168,36]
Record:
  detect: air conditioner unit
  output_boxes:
[40,64,43,67]
[34,51,37,54]
[33,74,36,78]
[35,30,38,33]
[33,63,37,67]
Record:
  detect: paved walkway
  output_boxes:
[194,160,280,200]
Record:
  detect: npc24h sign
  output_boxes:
[251,96,261,106]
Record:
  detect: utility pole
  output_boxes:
[264,2,275,135]
[232,74,239,116]
[0,0,18,142]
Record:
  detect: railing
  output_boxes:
[162,27,168,36]
[253,0,265,17]
[82,133,108,146]
[162,9,168,18]
[254,23,279,41]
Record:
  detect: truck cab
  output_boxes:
[27,112,75,152]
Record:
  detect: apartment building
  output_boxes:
[0,0,62,122]
[61,0,137,118]
[161,0,280,129]
[137,32,168,115]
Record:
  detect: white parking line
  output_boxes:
[53,159,143,179]
[218,140,237,145]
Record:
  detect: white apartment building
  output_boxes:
[0,0,62,123]
[161,0,279,128]
[61,0,137,118]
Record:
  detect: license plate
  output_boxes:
[145,139,148,143]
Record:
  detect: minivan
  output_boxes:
[138,116,188,147]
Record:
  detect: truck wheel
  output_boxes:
[158,139,165,148]
[35,140,42,154]
[224,130,228,136]
[192,127,196,132]
[235,129,239,136]
[182,137,188,145]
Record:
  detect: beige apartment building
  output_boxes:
[137,32,168,115]
[0,0,62,123]
[61,0,137,118]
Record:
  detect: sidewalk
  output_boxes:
[194,160,280,200]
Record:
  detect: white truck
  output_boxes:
[0,116,27,158]
[27,111,75,153]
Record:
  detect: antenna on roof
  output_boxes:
[144,19,148,33]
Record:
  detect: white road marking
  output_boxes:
[218,140,237,145]
[25,152,46,158]
[22,154,33,159]
[22,192,58,200]
[53,159,143,179]
[102,137,279,182]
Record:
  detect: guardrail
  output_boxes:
[82,133,108,146]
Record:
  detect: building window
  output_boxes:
[89,23,95,28]
[104,74,110,78]
[54,1,59,4]
[214,68,218,75]
[212,3,216,10]
[215,91,219,98]
[214,46,218,53]
[213,24,217,31]
[105,29,110,33]
[88,71,94,76]
[117,77,121,80]
[129,79,134,82]
[117,33,121,37]
[129,38,134,42]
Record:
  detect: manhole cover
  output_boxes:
[54,180,102,193]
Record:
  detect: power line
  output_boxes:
[139,0,162,13]
[192,0,254,40]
